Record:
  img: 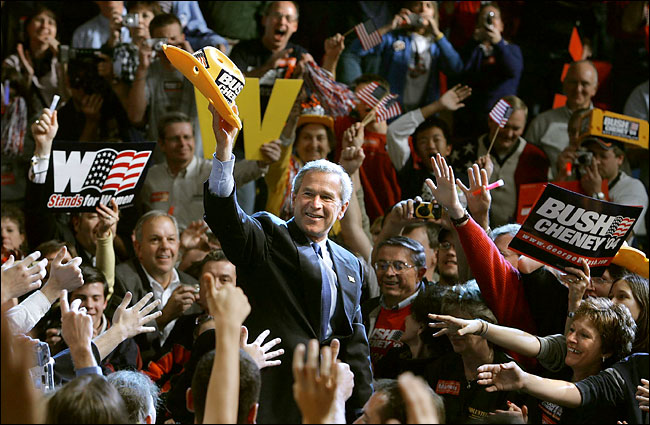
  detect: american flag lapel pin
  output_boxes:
[348,275,356,283]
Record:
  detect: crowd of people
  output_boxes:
[1,1,649,424]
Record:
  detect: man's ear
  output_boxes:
[417,266,427,281]
[337,201,349,220]
[186,387,194,412]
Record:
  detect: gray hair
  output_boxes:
[376,236,427,269]
[134,210,179,242]
[291,159,353,205]
[490,223,521,241]
[107,371,159,424]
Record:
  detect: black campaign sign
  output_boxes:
[44,141,155,212]
[509,184,642,277]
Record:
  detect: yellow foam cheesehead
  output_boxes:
[611,245,649,278]
[162,44,245,129]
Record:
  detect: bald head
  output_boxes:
[563,61,598,110]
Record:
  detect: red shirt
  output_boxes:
[368,304,412,369]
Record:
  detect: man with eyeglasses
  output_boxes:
[362,236,429,369]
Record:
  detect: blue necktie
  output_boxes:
[312,242,332,341]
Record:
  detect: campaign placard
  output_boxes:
[509,184,643,277]
[44,141,156,212]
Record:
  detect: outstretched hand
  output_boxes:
[428,313,482,337]
[457,163,491,226]
[32,108,59,157]
[1,251,47,303]
[438,84,472,112]
[111,292,162,340]
[209,103,239,162]
[477,361,527,392]
[240,326,284,369]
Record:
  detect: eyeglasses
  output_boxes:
[269,12,297,22]
[373,260,415,273]
[438,241,453,251]
[591,277,612,286]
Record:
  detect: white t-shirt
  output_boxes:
[403,33,432,111]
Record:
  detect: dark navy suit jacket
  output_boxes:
[204,183,373,423]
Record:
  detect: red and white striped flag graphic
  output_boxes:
[376,94,402,122]
[356,81,387,109]
[354,20,382,51]
[607,216,636,238]
[489,99,513,128]
[101,150,151,194]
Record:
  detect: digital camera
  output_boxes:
[58,45,103,64]
[574,149,593,167]
[486,10,495,26]
[123,13,140,28]
[29,341,55,393]
[414,201,442,220]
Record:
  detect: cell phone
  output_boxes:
[414,201,442,219]
[123,13,140,28]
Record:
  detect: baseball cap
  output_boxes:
[163,45,245,129]
[580,136,623,151]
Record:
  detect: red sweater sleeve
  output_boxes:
[455,217,538,335]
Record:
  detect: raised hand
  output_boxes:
[428,313,482,337]
[16,43,34,77]
[457,163,491,225]
[80,93,104,121]
[60,289,96,369]
[339,146,365,175]
[342,122,364,149]
[477,361,527,392]
[292,339,339,424]
[240,326,284,369]
[180,220,210,251]
[324,33,345,58]
[424,153,464,218]
[209,103,239,161]
[111,292,162,339]
[31,108,59,157]
[563,258,591,313]
[41,246,83,303]
[438,84,472,111]
[205,282,250,327]
[1,251,47,303]
[95,199,119,238]
[259,140,283,165]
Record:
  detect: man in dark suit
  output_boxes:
[203,105,373,423]
[108,210,200,365]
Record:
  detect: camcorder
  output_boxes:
[123,13,140,28]
[29,341,55,393]
[58,45,103,64]
[414,201,442,220]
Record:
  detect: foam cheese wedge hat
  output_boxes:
[163,44,245,129]
[611,244,649,278]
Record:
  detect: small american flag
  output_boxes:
[376,94,402,122]
[303,61,357,117]
[354,20,382,51]
[489,99,513,128]
[607,216,636,238]
[355,81,388,109]
[81,149,151,194]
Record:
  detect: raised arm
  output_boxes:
[477,362,582,408]
[428,313,541,358]
[203,284,251,424]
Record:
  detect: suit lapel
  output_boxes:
[328,242,356,335]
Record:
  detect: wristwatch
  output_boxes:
[593,192,605,200]
[450,209,470,226]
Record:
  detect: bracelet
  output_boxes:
[434,32,445,42]
[476,319,489,336]
[450,209,470,226]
